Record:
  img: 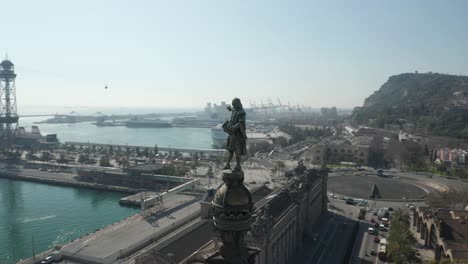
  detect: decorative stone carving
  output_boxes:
[208,169,258,264]
[251,205,274,238]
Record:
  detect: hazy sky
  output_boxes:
[1,0,467,111]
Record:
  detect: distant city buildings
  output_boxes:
[204,101,228,116]
[309,136,371,165]
[398,131,423,143]
[435,148,468,166]
[320,107,337,119]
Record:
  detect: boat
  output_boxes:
[93,121,124,127]
[211,124,227,148]
[125,119,173,128]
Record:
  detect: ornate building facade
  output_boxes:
[185,167,328,264]
[134,166,328,264]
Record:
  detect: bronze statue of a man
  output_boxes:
[222,98,247,171]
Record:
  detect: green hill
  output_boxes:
[352,72,468,139]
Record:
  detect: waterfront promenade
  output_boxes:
[64,141,225,156]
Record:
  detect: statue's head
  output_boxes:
[232,98,242,110]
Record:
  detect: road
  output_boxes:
[329,194,425,264]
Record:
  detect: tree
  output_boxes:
[323,147,332,164]
[271,167,278,178]
[78,154,89,164]
[403,141,426,170]
[424,144,430,157]
[57,154,69,164]
[41,152,52,163]
[117,157,129,168]
[143,147,149,158]
[387,209,421,263]
[191,159,200,171]
[99,155,112,167]
[276,161,286,176]
[207,167,214,178]
[367,136,385,168]
[153,145,159,155]
[135,147,141,157]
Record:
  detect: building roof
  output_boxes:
[445,240,468,250]
[451,249,468,260]
[158,221,213,263]
[441,219,468,241]
[251,185,273,203]
[126,163,166,172]
[148,185,272,263]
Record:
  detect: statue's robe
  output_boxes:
[223,108,247,155]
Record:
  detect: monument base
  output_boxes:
[205,245,260,264]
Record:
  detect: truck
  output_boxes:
[378,238,387,260]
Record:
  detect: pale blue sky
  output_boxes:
[1,0,467,111]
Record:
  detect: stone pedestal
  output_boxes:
[207,169,259,264]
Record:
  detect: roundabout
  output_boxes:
[328,174,427,200]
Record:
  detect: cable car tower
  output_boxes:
[0,54,19,146]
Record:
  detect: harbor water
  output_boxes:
[19,116,213,149]
[0,178,140,263]
[0,114,214,263]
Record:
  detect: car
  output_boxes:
[370,250,376,256]
[373,237,380,243]
[40,256,53,264]
[409,205,416,210]
[346,198,356,205]
[368,227,378,235]
[378,224,388,232]
[374,222,380,228]
[370,218,376,223]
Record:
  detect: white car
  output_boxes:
[40,256,53,264]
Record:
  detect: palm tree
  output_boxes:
[387,209,421,263]
[276,161,286,177]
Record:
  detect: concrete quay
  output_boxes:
[119,191,158,206]
[0,166,141,194]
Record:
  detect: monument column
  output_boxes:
[205,98,259,264]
